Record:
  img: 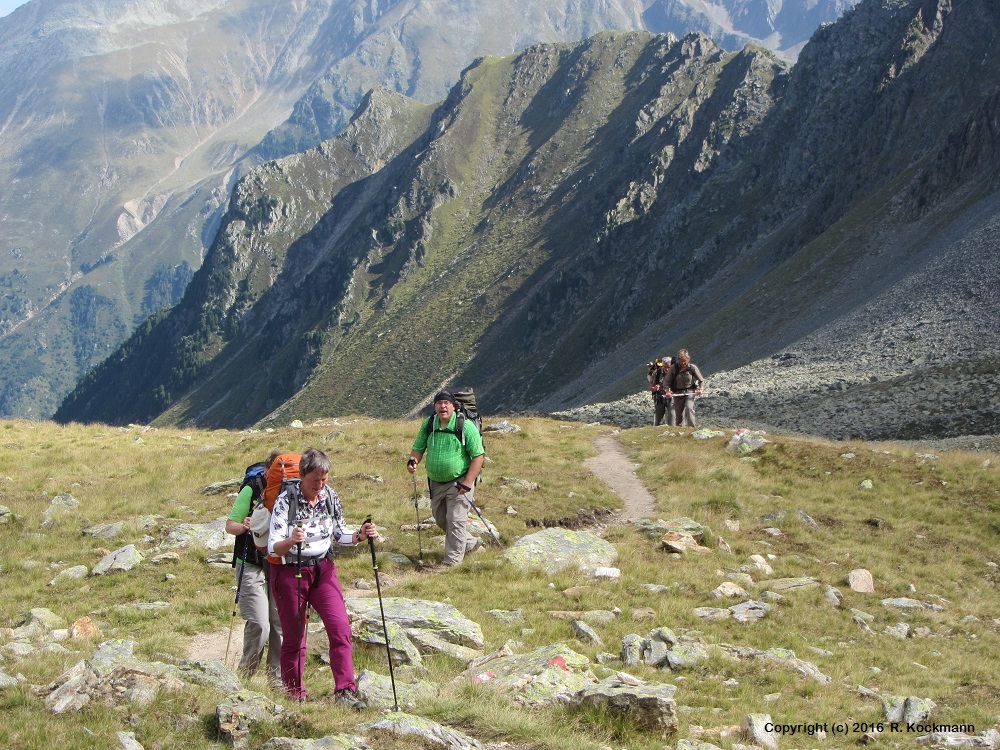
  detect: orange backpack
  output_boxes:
[249,453,301,555]
[263,453,300,511]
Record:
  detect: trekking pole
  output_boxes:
[224,534,250,668]
[411,472,423,564]
[461,491,502,547]
[295,520,306,698]
[364,515,399,711]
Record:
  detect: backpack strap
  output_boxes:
[423,413,466,444]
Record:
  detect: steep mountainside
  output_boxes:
[1,0,856,420]
[57,0,1000,442]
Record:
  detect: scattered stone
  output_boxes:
[48,565,89,586]
[359,711,481,749]
[883,695,937,725]
[885,623,910,639]
[859,479,875,490]
[503,528,618,575]
[758,577,820,593]
[746,554,774,576]
[823,585,843,608]
[459,643,598,706]
[499,476,539,491]
[882,597,941,611]
[486,610,525,625]
[357,669,437,709]
[849,569,875,593]
[161,518,229,550]
[570,620,603,646]
[0,504,13,524]
[13,607,66,639]
[710,582,748,599]
[150,553,180,564]
[593,566,621,579]
[116,731,145,750]
[621,634,644,666]
[743,713,779,750]
[82,521,129,540]
[41,493,79,526]
[483,420,521,434]
[693,607,732,622]
[70,616,102,641]
[346,597,485,651]
[216,690,285,749]
[662,531,712,554]
[665,641,711,670]
[572,675,679,733]
[92,545,144,575]
[730,601,770,623]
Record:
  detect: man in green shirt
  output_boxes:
[407,391,486,566]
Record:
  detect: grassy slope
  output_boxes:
[0,417,997,748]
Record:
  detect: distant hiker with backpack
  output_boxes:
[663,348,705,427]
[267,447,377,706]
[224,450,283,683]
[407,390,486,566]
[648,356,674,426]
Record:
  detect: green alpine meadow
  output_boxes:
[0,416,997,748]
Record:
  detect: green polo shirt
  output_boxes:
[412,413,485,483]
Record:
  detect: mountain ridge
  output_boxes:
[56,0,1000,442]
[0,0,859,420]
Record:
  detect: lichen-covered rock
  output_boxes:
[358,711,481,748]
[91,545,144,575]
[572,676,678,733]
[357,668,437,710]
[346,597,484,650]
[216,690,285,749]
[503,528,618,575]
[459,642,598,706]
[161,518,230,550]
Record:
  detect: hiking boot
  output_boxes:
[331,687,367,710]
[465,536,483,555]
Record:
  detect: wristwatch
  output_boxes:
[457,481,471,492]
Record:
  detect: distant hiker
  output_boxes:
[648,356,674,426]
[267,447,376,706]
[664,348,705,427]
[225,450,283,683]
[407,390,486,566]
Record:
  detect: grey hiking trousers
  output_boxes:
[235,561,282,680]
[429,479,479,566]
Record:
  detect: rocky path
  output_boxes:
[584,435,657,521]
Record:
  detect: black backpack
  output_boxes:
[232,462,267,567]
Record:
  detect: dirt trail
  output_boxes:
[584,435,657,521]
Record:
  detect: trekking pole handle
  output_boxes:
[364,515,379,570]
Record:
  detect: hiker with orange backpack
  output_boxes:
[407,390,486,566]
[224,449,283,683]
[267,447,376,706]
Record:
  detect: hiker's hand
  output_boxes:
[406,457,417,474]
[696,388,704,396]
[358,520,377,541]
[289,526,306,544]
[242,517,251,531]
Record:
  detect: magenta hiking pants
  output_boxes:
[270,558,356,699]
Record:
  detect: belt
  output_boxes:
[297,555,327,567]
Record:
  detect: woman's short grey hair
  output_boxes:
[300,447,331,477]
